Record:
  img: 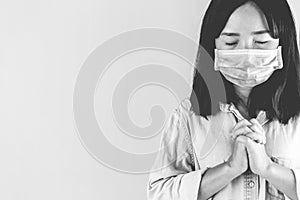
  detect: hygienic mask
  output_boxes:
[214,46,283,88]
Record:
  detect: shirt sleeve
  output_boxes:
[290,168,300,199]
[279,115,300,200]
[289,115,300,200]
[146,101,206,200]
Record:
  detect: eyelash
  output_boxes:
[226,42,238,46]
[225,41,268,46]
[255,41,268,44]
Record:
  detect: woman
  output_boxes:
[147,0,300,199]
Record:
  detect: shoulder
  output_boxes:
[266,113,300,162]
[175,98,232,126]
[162,98,200,139]
[163,98,193,135]
[284,113,300,133]
[174,98,231,136]
[176,98,193,117]
[165,98,235,138]
[158,99,196,153]
[161,98,192,134]
[267,113,300,138]
[173,98,209,127]
[164,98,194,126]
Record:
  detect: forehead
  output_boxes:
[222,2,269,33]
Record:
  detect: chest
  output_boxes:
[191,113,300,169]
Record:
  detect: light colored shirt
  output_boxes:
[147,98,300,200]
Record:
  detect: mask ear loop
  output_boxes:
[213,49,221,71]
[276,46,284,69]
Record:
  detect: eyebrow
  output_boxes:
[220,30,270,37]
[252,30,270,35]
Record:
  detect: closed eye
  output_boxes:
[226,42,238,46]
[255,41,268,44]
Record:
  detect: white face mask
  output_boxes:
[214,46,283,88]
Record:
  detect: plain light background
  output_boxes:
[0,0,299,199]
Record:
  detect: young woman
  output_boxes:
[147,0,300,199]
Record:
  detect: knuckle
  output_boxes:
[244,128,252,134]
[237,135,248,143]
[239,119,248,126]
[241,119,248,123]
[250,118,256,123]
[235,136,243,143]
[245,137,251,143]
[247,133,254,138]
[249,124,255,129]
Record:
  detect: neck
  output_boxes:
[234,85,253,119]
[234,85,252,105]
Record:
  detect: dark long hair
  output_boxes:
[190,0,300,124]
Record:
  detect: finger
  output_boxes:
[231,119,252,133]
[248,124,263,135]
[243,132,266,144]
[231,126,253,140]
[241,136,263,154]
[235,135,250,144]
[250,118,261,126]
[250,118,264,132]
[249,119,265,138]
[235,135,257,148]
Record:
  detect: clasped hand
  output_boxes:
[227,119,272,177]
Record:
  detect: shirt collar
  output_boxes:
[219,102,269,125]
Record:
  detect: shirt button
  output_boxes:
[248,180,255,188]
